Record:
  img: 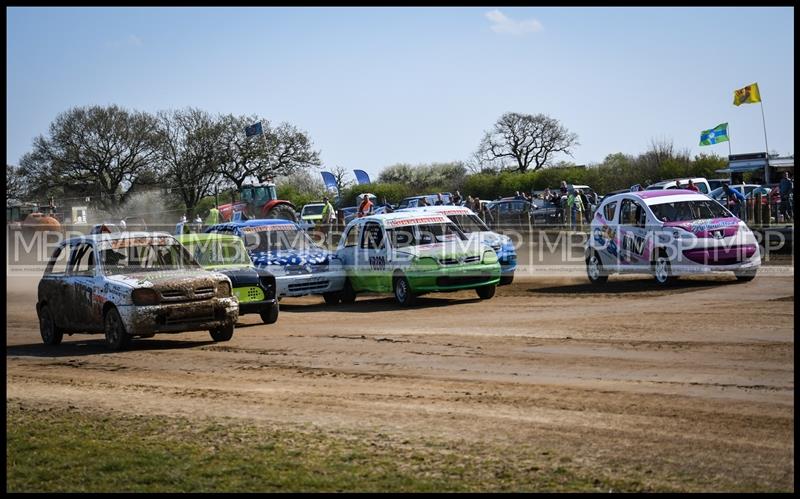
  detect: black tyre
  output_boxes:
[266,204,297,222]
[734,268,758,282]
[586,251,609,285]
[340,279,357,304]
[499,274,514,286]
[104,307,131,351]
[653,253,676,286]
[393,275,416,307]
[323,292,340,305]
[210,322,235,342]
[38,305,63,346]
[260,302,280,324]
[476,284,496,300]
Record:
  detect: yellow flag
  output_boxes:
[733,83,761,106]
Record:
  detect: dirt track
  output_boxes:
[6,272,795,491]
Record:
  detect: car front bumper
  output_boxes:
[118,297,239,335]
[276,271,346,297]
[407,263,501,293]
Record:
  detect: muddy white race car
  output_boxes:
[586,190,761,285]
[36,232,239,350]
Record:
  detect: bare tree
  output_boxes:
[330,166,353,193]
[21,105,160,213]
[216,115,321,190]
[155,108,224,218]
[476,112,579,172]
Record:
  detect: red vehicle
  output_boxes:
[217,183,297,222]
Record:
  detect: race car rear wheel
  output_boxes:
[210,322,235,342]
[260,302,280,324]
[653,254,676,286]
[734,269,758,282]
[586,251,608,285]
[38,305,63,346]
[340,279,357,304]
[104,307,130,351]
[393,275,416,307]
[323,292,341,305]
[476,284,496,300]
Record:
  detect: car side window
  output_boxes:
[360,222,384,250]
[603,201,617,222]
[70,243,95,276]
[343,225,360,248]
[45,244,70,275]
[619,199,636,225]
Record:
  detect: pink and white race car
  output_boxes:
[586,190,761,285]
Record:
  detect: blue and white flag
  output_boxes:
[353,169,371,185]
[245,121,263,137]
[320,171,338,192]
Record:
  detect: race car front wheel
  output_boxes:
[210,322,235,342]
[323,292,340,305]
[260,302,279,324]
[476,284,496,300]
[104,307,131,351]
[586,251,608,285]
[38,305,63,346]
[734,269,758,282]
[393,275,416,307]
[340,279,357,304]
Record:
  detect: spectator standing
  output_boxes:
[722,183,746,218]
[419,196,429,207]
[119,218,127,232]
[566,190,576,228]
[574,190,585,230]
[686,179,700,192]
[357,195,373,218]
[778,171,794,222]
[205,205,220,227]
[434,193,444,205]
[451,191,462,206]
[578,189,591,224]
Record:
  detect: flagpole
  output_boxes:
[759,101,771,183]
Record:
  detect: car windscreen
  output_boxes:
[649,200,733,222]
[184,239,251,267]
[101,241,200,274]
[302,205,324,216]
[246,227,318,252]
[446,214,489,233]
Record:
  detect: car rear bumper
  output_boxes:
[276,271,346,297]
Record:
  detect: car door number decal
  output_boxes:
[369,256,386,271]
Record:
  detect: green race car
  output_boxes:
[333,212,501,306]
[176,233,279,324]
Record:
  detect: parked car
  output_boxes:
[707,178,730,192]
[396,193,453,210]
[205,219,345,301]
[645,177,712,195]
[586,190,760,286]
[36,232,239,350]
[176,233,279,324]
[396,205,517,285]
[300,202,329,226]
[483,199,533,227]
[333,212,501,306]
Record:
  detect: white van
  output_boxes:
[645,178,711,195]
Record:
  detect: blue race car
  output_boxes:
[206,219,345,302]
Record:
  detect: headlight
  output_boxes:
[217,281,231,297]
[482,249,498,264]
[414,257,439,270]
[131,288,160,306]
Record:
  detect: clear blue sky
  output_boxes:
[7,7,795,180]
